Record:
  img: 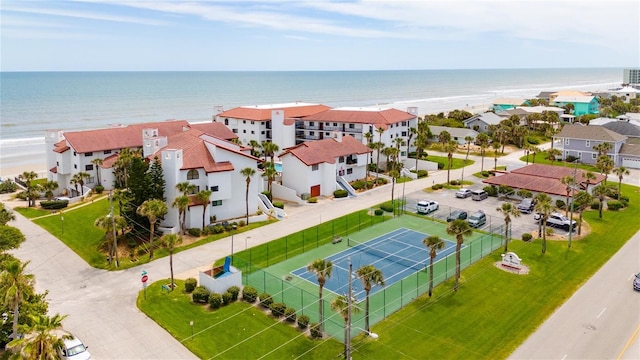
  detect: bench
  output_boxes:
[332,236,343,244]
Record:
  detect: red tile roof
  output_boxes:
[190,122,238,140]
[301,108,415,130]
[280,135,372,166]
[217,104,331,121]
[482,164,604,196]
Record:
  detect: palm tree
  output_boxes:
[114,148,135,188]
[364,132,373,189]
[94,213,127,265]
[176,181,196,195]
[91,158,104,186]
[195,190,213,231]
[307,258,333,333]
[172,195,189,235]
[530,146,541,164]
[371,141,385,185]
[20,171,38,207]
[464,135,473,162]
[0,202,17,226]
[356,264,384,334]
[446,219,472,291]
[407,127,416,164]
[593,142,612,158]
[444,140,457,184]
[596,155,614,184]
[7,313,69,359]
[162,234,183,290]
[560,175,576,217]
[476,133,489,173]
[240,167,256,224]
[496,203,521,252]
[573,191,593,235]
[331,294,360,358]
[613,166,630,199]
[70,174,80,197]
[0,259,35,342]
[262,162,278,195]
[546,148,562,165]
[77,171,91,195]
[375,127,385,180]
[423,235,445,297]
[592,184,608,219]
[39,180,59,200]
[136,199,168,259]
[261,141,279,164]
[492,141,501,170]
[248,140,262,158]
[534,193,555,254]
[438,130,451,147]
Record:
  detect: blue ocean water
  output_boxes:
[0,68,623,172]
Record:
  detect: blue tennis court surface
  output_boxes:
[291,228,457,300]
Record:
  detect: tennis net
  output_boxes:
[347,237,426,269]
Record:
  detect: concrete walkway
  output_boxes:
[5,143,636,359]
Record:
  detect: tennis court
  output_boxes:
[291,228,456,300]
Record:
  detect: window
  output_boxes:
[402,121,407,126]
[243,120,246,124]
[261,131,265,134]
[310,131,315,136]
[339,156,345,163]
[85,152,93,157]
[592,153,597,159]
[74,164,77,169]
[347,168,353,175]
[564,139,569,145]
[187,169,199,180]
[325,132,330,136]
[586,140,590,148]
[309,122,315,126]
[333,123,338,127]
[243,130,246,133]
[212,186,219,192]
[232,129,238,133]
[211,200,222,207]
[312,164,319,171]
[85,164,93,171]
[224,119,229,125]
[578,152,582,159]
[251,130,255,134]
[73,152,77,156]
[402,131,407,136]
[349,124,355,129]
[104,150,111,154]
[251,121,255,125]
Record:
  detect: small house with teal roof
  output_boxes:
[491,98,530,111]
[552,95,599,116]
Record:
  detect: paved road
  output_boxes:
[5,144,638,359]
[509,230,640,360]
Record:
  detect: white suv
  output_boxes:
[544,212,577,231]
[417,200,439,214]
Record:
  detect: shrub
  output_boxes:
[545,227,554,236]
[0,180,18,194]
[376,178,388,185]
[94,185,104,194]
[449,180,459,185]
[564,155,578,163]
[307,197,318,203]
[590,201,601,210]
[227,286,240,301]
[416,170,428,178]
[39,200,69,210]
[208,293,223,309]
[481,171,491,178]
[270,302,287,317]
[484,186,498,197]
[184,278,197,293]
[192,286,210,304]
[374,209,384,216]
[555,200,565,209]
[380,202,394,212]
[284,308,297,323]
[238,220,246,227]
[620,195,630,203]
[437,162,444,170]
[221,292,233,305]
[188,228,202,237]
[273,201,284,209]
[297,314,310,329]
[242,286,258,303]
[498,185,513,196]
[431,183,443,190]
[333,189,348,198]
[351,181,365,190]
[607,200,623,211]
[259,293,273,308]
[522,233,533,242]
[309,323,322,339]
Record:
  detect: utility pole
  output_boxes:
[346,259,352,360]
[568,160,578,249]
[110,191,119,267]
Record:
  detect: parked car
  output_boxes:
[417,200,439,214]
[57,331,91,360]
[471,189,488,201]
[517,198,536,214]
[467,211,486,228]
[455,188,472,198]
[545,212,577,230]
[634,273,640,291]
[447,210,468,222]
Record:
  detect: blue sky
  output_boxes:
[1,0,639,71]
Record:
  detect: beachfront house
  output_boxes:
[552,95,600,116]
[553,124,628,167]
[278,135,372,198]
[609,86,640,103]
[462,112,503,133]
[213,102,331,156]
[491,98,530,111]
[428,126,479,145]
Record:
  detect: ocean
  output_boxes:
[0,68,623,176]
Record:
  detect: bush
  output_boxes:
[309,323,322,339]
[94,185,104,194]
[221,292,233,305]
[416,170,428,178]
[522,233,533,242]
[184,278,197,293]
[297,314,310,329]
[227,286,240,301]
[242,286,258,303]
[39,200,69,210]
[307,197,318,203]
[564,155,579,163]
[374,209,384,216]
[270,302,287,317]
[481,171,491,178]
[273,201,284,209]
[555,200,565,209]
[192,286,210,304]
[607,200,623,211]
[380,202,394,212]
[431,183,443,190]
[208,293,223,309]
[484,186,498,197]
[376,178,388,185]
[0,180,18,194]
[590,201,601,210]
[437,162,444,170]
[188,228,202,237]
[284,308,297,322]
[238,220,246,227]
[261,191,272,201]
[333,189,348,198]
[259,293,273,308]
[449,180,459,185]
[620,195,630,203]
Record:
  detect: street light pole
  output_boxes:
[60,211,64,235]
[245,236,251,251]
[230,224,237,264]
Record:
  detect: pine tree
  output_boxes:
[148,156,166,201]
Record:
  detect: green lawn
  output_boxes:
[14,206,51,219]
[426,155,475,170]
[520,151,600,172]
[138,184,640,359]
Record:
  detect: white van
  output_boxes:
[471,189,488,201]
[57,331,91,360]
[467,211,487,228]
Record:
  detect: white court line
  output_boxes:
[597,308,607,319]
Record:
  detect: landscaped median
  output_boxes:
[137,184,640,359]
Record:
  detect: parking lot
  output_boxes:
[406,187,552,241]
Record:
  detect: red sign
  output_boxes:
[141,275,149,283]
